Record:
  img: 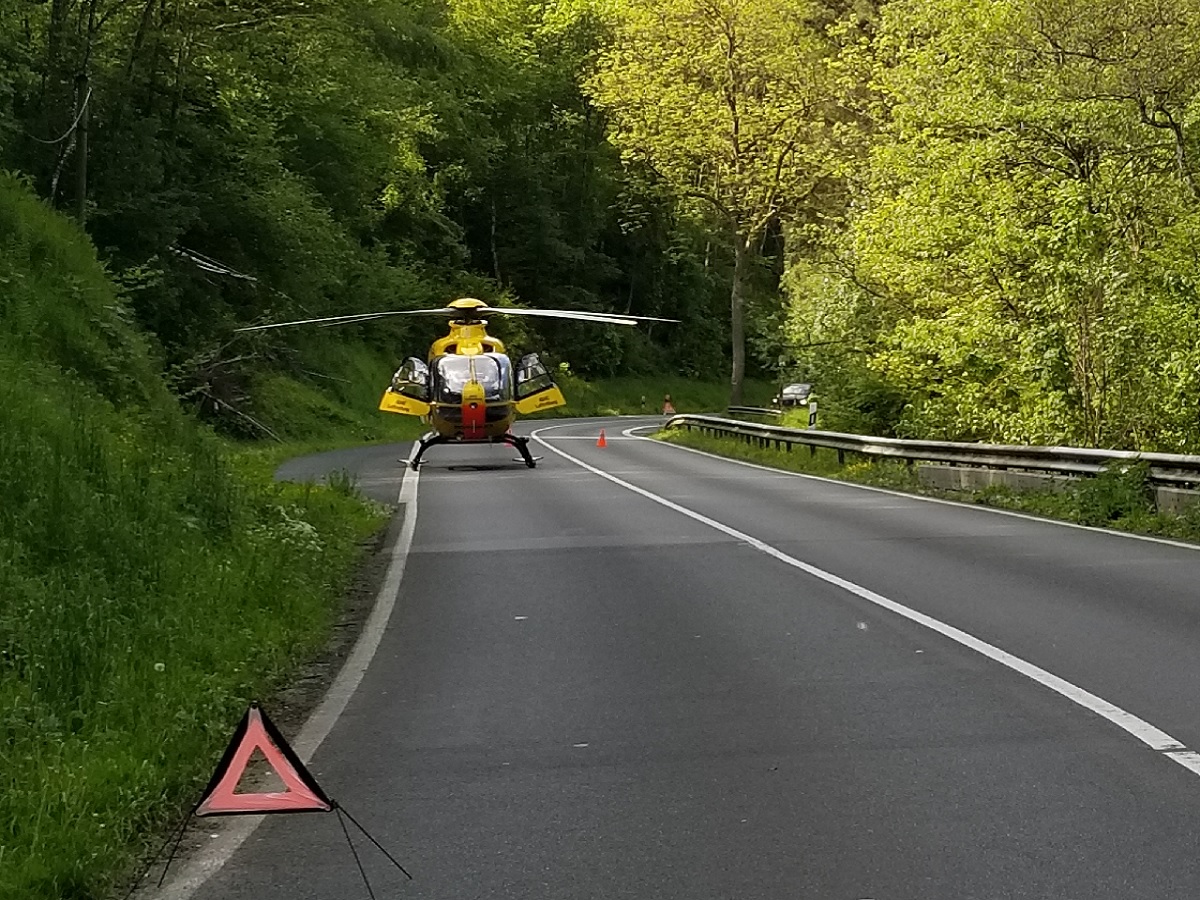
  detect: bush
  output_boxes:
[1073,461,1156,527]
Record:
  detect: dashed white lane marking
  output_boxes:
[514,616,528,621]
[152,443,423,899]
[532,424,1200,781]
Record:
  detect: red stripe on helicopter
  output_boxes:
[462,401,486,438]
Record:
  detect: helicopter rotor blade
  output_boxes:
[532,309,679,323]
[482,307,679,325]
[235,304,679,332]
[235,308,459,332]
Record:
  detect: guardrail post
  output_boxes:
[837,449,845,465]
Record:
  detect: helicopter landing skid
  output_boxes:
[409,432,539,469]
[504,433,539,469]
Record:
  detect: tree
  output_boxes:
[588,0,832,403]
[791,0,1200,449]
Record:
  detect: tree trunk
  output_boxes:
[490,199,503,285]
[125,0,159,80]
[729,229,750,406]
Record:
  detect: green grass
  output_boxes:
[656,426,922,488]
[0,175,390,899]
[0,358,389,900]
[964,464,1200,542]
[658,428,1200,543]
[249,337,428,444]
[528,374,776,419]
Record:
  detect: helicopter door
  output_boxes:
[513,353,566,415]
[379,357,432,416]
[393,358,430,399]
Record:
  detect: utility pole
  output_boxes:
[75,73,89,225]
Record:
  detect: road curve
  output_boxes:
[184,416,1200,900]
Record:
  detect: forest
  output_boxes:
[4,0,1200,449]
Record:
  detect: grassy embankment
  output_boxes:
[0,175,391,900]
[658,425,1200,543]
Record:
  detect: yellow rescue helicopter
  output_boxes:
[239,298,674,468]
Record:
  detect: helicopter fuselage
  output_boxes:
[240,295,668,469]
[378,314,566,466]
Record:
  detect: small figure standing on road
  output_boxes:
[662,394,676,416]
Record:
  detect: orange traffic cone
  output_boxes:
[597,429,607,448]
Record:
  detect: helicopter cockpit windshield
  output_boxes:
[432,353,513,404]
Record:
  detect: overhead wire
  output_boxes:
[28,87,93,145]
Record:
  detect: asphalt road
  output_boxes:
[188,417,1200,899]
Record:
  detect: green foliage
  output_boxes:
[588,0,836,401]
[783,0,1200,451]
[0,172,387,900]
[1070,462,1156,528]
[1,0,731,428]
[11,0,1199,451]
[0,176,162,407]
[969,461,1157,531]
[589,0,830,226]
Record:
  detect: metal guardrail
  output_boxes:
[666,414,1200,487]
[727,405,781,419]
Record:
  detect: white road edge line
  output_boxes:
[619,425,1200,554]
[150,444,421,900]
[533,424,1200,780]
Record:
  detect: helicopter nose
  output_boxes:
[462,399,486,437]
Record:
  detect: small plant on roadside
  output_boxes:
[1072,462,1155,527]
[326,468,360,499]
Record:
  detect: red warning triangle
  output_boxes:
[195,704,333,817]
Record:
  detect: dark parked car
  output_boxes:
[773,383,812,407]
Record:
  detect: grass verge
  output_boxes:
[0,173,392,900]
[527,374,775,419]
[0,368,390,899]
[657,428,1200,544]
